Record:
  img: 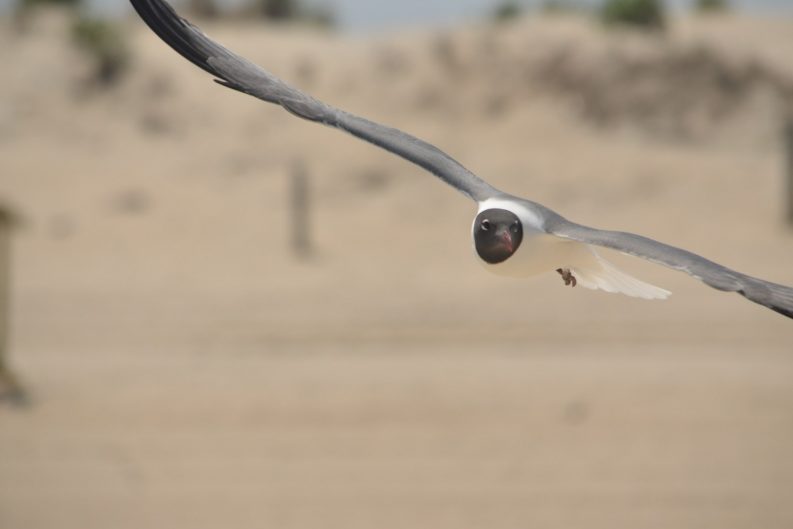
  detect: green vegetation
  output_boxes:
[245,0,335,27]
[492,1,522,22]
[259,0,298,20]
[600,0,665,29]
[541,0,584,14]
[71,17,130,86]
[695,0,729,12]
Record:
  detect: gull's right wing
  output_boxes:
[129,0,502,202]
[544,214,793,319]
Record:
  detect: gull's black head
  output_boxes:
[473,208,523,264]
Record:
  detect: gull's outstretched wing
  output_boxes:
[545,216,793,319]
[129,0,501,202]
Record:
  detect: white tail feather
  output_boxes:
[570,248,671,300]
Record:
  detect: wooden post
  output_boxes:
[0,205,25,406]
[786,118,793,227]
[290,161,312,259]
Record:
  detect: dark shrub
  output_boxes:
[601,0,665,29]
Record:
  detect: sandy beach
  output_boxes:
[1,9,792,528]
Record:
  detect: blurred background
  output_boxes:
[1,0,793,528]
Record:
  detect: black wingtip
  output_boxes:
[739,280,793,321]
[770,305,793,320]
[130,0,222,78]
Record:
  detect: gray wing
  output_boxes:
[129,0,501,202]
[545,215,793,319]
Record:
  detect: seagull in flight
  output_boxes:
[130,0,793,320]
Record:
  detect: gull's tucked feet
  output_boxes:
[556,268,577,288]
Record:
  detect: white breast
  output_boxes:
[471,199,671,300]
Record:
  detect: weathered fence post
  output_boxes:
[0,205,25,405]
[785,118,793,227]
[290,161,313,258]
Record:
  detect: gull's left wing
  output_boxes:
[544,215,793,318]
[129,0,502,202]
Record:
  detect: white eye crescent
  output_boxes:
[481,219,491,231]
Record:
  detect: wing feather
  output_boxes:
[129,0,501,202]
[546,217,793,319]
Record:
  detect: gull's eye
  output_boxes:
[510,221,520,233]
[481,219,491,231]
